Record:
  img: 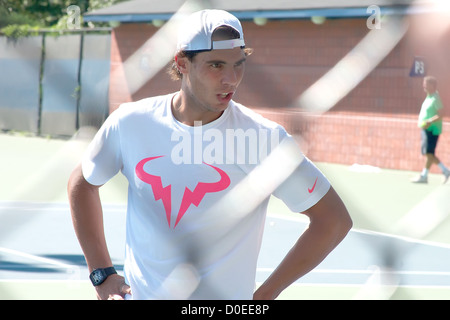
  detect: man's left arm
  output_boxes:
[424,109,442,129]
[425,96,444,127]
[253,186,352,300]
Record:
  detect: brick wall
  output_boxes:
[109,14,450,173]
[255,108,450,173]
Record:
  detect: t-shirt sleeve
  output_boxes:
[81,109,123,186]
[272,144,330,213]
[434,95,443,111]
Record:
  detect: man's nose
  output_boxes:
[221,67,238,86]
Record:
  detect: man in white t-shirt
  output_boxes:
[68,9,352,300]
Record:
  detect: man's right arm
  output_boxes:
[67,163,130,299]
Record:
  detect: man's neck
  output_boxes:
[171,91,223,126]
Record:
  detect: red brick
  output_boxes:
[107,14,450,172]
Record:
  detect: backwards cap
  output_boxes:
[176,9,245,51]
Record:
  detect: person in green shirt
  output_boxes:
[411,76,450,184]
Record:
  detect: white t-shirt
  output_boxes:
[82,92,330,300]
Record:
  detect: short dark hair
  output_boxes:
[168,25,252,81]
[424,76,437,88]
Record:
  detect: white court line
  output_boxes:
[0,201,127,213]
[2,207,449,285]
[257,267,450,277]
[0,203,68,212]
[2,278,448,290]
[0,279,90,283]
[0,247,80,273]
[267,213,450,250]
[263,214,450,289]
[255,282,450,290]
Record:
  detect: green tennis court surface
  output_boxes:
[1,133,449,299]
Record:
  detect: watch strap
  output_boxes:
[102,266,117,277]
[89,267,117,286]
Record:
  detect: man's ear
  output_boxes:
[175,54,189,75]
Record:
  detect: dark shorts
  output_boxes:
[421,129,439,155]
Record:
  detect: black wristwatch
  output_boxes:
[89,267,117,286]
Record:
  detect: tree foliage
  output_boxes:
[0,0,124,35]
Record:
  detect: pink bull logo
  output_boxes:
[135,156,231,228]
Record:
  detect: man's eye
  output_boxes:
[235,59,246,67]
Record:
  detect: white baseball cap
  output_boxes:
[176,9,245,52]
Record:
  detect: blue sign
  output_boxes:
[409,57,426,77]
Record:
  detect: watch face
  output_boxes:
[91,269,105,285]
[92,270,103,282]
[90,267,116,286]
